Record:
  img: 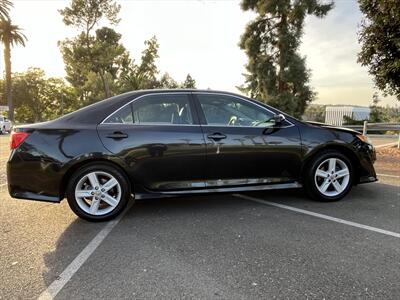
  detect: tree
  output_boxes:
[60,27,128,102]
[158,72,179,89]
[369,92,382,123]
[59,0,120,38]
[181,74,196,88]
[0,0,12,20]
[117,37,197,92]
[239,0,333,118]
[118,37,161,92]
[59,0,123,102]
[0,18,27,121]
[138,36,160,87]
[12,68,75,123]
[302,104,325,122]
[358,0,400,101]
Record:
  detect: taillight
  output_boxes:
[10,131,30,150]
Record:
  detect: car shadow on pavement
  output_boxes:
[41,217,105,292]
[40,189,303,290]
[40,183,397,297]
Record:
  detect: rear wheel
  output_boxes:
[66,163,131,221]
[304,151,353,202]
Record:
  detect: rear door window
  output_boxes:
[103,94,194,125]
[132,94,193,125]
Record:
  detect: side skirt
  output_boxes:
[134,182,302,199]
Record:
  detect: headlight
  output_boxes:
[356,134,372,144]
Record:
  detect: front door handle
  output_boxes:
[106,131,128,139]
[207,133,227,141]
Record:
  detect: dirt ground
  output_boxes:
[375,147,400,176]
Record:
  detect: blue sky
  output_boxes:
[0,0,397,107]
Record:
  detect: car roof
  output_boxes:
[47,89,250,126]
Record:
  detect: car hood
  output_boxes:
[306,121,361,135]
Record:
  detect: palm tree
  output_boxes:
[0,17,27,121]
[0,0,12,20]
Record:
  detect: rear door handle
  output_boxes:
[106,131,128,139]
[207,133,227,141]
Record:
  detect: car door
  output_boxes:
[193,92,302,188]
[97,92,206,191]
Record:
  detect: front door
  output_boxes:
[193,93,302,188]
[97,93,206,191]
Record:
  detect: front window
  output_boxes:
[196,94,275,127]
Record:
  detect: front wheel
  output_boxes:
[66,163,131,221]
[304,151,353,202]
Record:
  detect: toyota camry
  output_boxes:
[7,90,377,221]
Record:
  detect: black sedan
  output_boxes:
[7,90,377,221]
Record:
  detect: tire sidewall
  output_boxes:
[305,151,353,202]
[66,163,131,222]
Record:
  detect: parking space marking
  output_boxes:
[38,201,133,300]
[377,173,400,178]
[374,142,398,148]
[234,194,400,238]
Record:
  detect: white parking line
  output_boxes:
[377,173,400,178]
[234,194,400,238]
[38,201,133,300]
[375,142,398,148]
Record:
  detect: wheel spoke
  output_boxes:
[328,158,336,173]
[335,169,349,179]
[316,169,329,178]
[89,198,100,215]
[102,178,118,192]
[102,193,119,207]
[320,179,331,193]
[87,172,100,189]
[76,190,93,198]
[332,181,343,193]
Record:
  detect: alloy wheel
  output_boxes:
[74,171,122,216]
[314,158,350,197]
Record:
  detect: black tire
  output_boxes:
[304,150,354,202]
[66,163,131,222]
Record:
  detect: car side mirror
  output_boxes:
[273,114,286,124]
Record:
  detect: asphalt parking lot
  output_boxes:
[0,134,399,299]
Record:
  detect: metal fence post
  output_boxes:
[363,121,368,135]
[398,132,400,149]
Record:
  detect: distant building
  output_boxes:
[0,106,8,112]
[325,106,370,126]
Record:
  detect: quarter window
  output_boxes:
[103,104,133,124]
[197,94,275,127]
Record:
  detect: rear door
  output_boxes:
[97,92,206,191]
[193,92,302,188]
